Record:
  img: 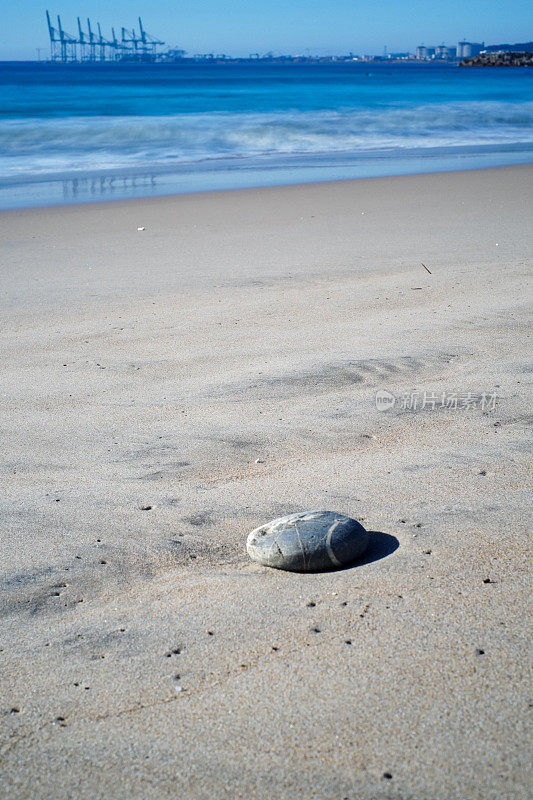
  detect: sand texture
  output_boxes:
[1,166,532,799]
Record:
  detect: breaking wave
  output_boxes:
[1,101,533,180]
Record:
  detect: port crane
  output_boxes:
[45,11,165,62]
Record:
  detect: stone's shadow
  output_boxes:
[348,530,399,569]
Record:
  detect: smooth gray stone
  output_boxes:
[246,510,369,572]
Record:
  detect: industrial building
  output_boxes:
[416,41,482,61]
[435,45,457,59]
[416,46,435,59]
[45,11,165,62]
[456,41,485,59]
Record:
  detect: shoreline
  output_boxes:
[1,165,531,799]
[2,157,532,214]
[2,147,532,212]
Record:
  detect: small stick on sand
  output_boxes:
[421,262,432,274]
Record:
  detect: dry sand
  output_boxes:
[0,165,532,799]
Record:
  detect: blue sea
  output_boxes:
[0,61,532,208]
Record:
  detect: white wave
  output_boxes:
[1,101,532,179]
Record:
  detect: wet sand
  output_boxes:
[1,165,532,799]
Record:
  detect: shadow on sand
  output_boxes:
[348,530,399,569]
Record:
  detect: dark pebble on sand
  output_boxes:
[246,510,369,572]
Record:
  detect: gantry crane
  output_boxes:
[45,11,165,62]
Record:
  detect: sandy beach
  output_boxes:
[1,165,531,799]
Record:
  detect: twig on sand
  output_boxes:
[421,263,432,274]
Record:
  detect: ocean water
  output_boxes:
[0,61,532,208]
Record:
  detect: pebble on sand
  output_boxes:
[246,510,369,572]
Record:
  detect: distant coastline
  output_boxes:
[29,12,533,67]
[460,52,533,67]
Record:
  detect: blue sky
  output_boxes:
[3,0,533,59]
